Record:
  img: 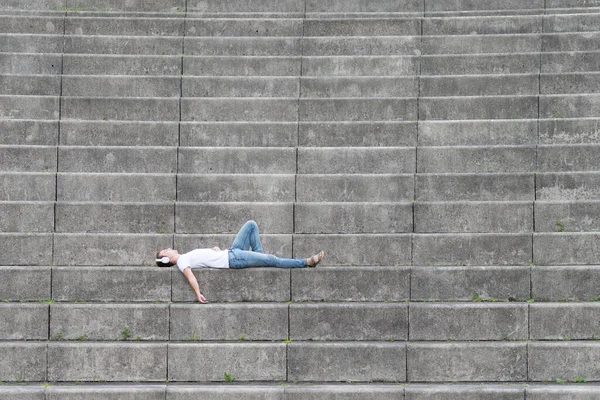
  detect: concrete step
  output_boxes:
[184,37,300,56]
[530,303,600,340]
[541,94,600,118]
[186,18,303,37]
[59,120,178,146]
[53,233,172,265]
[543,32,600,51]
[303,36,419,56]
[302,55,420,76]
[0,172,55,201]
[178,147,296,174]
[419,95,538,120]
[421,53,539,75]
[538,144,600,171]
[424,0,544,15]
[300,76,418,97]
[0,201,54,232]
[530,342,600,382]
[420,74,539,97]
[535,201,600,232]
[55,202,174,233]
[0,0,64,11]
[0,95,59,119]
[63,34,182,54]
[180,121,298,147]
[65,16,184,36]
[63,54,181,75]
[418,120,537,146]
[414,201,533,233]
[183,76,298,97]
[300,98,417,121]
[536,172,600,200]
[0,233,53,265]
[422,34,540,55]
[545,12,600,32]
[306,0,422,14]
[61,97,180,121]
[412,233,532,266]
[184,56,301,76]
[299,121,417,147]
[423,15,542,35]
[411,266,530,301]
[542,50,600,73]
[304,18,420,36]
[52,266,171,301]
[0,266,51,301]
[57,172,175,202]
[294,202,413,233]
[539,117,600,144]
[298,147,415,173]
[175,202,293,234]
[0,33,62,53]
[187,0,304,13]
[181,98,298,121]
[0,53,62,75]
[0,303,48,340]
[0,145,56,172]
[415,173,534,201]
[534,232,600,265]
[178,174,294,202]
[0,15,64,34]
[542,72,600,94]
[296,174,414,202]
[65,0,184,12]
[0,74,60,96]
[62,75,180,97]
[416,145,536,173]
[532,265,600,301]
[58,146,176,173]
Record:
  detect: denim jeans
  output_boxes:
[228,221,307,269]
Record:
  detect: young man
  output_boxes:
[156,220,324,303]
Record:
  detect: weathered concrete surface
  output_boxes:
[405,384,525,400]
[288,342,406,382]
[417,146,536,173]
[527,385,600,400]
[167,386,284,400]
[529,342,600,381]
[63,54,181,76]
[298,147,416,174]
[285,385,404,399]
[302,56,419,77]
[170,303,288,340]
[0,342,46,382]
[300,98,417,121]
[532,266,600,301]
[0,202,54,232]
[0,120,57,145]
[422,54,539,75]
[183,76,299,97]
[63,36,182,55]
[46,386,166,400]
[180,121,297,147]
[0,266,51,301]
[534,201,600,232]
[536,172,600,201]
[168,343,286,381]
[178,147,296,174]
[416,173,534,201]
[301,76,418,97]
[538,144,600,171]
[184,37,300,56]
[0,233,52,265]
[177,174,295,202]
[530,303,600,340]
[0,303,48,340]
[0,172,55,201]
[539,118,600,144]
[0,387,45,400]
[299,121,417,147]
[61,97,180,121]
[0,145,56,172]
[418,120,537,146]
[533,233,600,265]
[184,56,300,76]
[297,174,414,202]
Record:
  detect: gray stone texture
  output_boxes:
[0,387,45,400]
[527,386,600,400]
[46,386,166,400]
[542,52,600,73]
[186,18,302,37]
[411,266,531,301]
[541,94,600,118]
[178,147,296,174]
[542,72,600,94]
[61,97,180,121]
[50,303,169,341]
[288,343,406,382]
[65,17,184,36]
[0,145,56,172]
[168,343,286,381]
[0,233,52,265]
[172,267,291,303]
[415,201,533,233]
[0,343,46,382]
[0,120,58,145]
[304,18,420,36]
[285,385,404,399]
[299,121,417,147]
[535,201,600,232]
[167,386,285,400]
[0,201,54,232]
[60,121,179,146]
[184,56,301,76]
[410,303,529,340]
[533,232,600,265]
[183,76,299,98]
[408,342,527,382]
[184,37,300,56]
[0,75,60,95]
[302,56,420,77]
[417,146,536,173]
[1,173,52,201]
[300,98,417,121]
[290,303,408,341]
[0,95,59,119]
[419,96,538,120]
[291,267,411,302]
[63,54,181,76]
[298,147,416,174]
[180,121,297,147]
[53,233,172,266]
[296,174,414,202]
[187,0,304,13]
[52,267,171,302]
[63,35,182,55]
[1,0,65,10]
[425,0,544,12]
[532,266,600,301]
[530,303,600,340]
[538,144,600,171]
[57,173,175,202]
[413,233,532,266]
[182,98,298,122]
[178,174,295,202]
[293,234,412,266]
[0,266,51,301]
[58,146,177,173]
[0,303,48,340]
[423,16,542,35]
[47,343,167,382]
[170,303,288,341]
[295,202,413,234]
[543,32,600,52]
[420,74,539,96]
[422,35,540,55]
[301,76,418,97]
[537,172,600,200]
[62,75,180,97]
[416,173,535,201]
[0,34,63,53]
[405,385,525,400]
[539,118,600,144]
[307,0,422,13]
[418,120,537,147]
[66,0,184,12]
[0,16,63,34]
[303,37,420,56]
[529,342,600,381]
[421,54,539,75]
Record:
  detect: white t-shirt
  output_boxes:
[176,249,229,272]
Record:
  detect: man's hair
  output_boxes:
[156,251,175,268]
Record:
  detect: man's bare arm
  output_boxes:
[183,267,208,303]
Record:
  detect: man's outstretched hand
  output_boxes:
[198,293,208,304]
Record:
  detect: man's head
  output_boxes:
[156,248,179,267]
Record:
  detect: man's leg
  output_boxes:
[230,220,264,253]
[229,249,306,269]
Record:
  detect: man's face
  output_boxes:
[159,248,179,262]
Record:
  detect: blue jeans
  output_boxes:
[228,221,307,269]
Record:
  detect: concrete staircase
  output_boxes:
[2,0,600,398]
